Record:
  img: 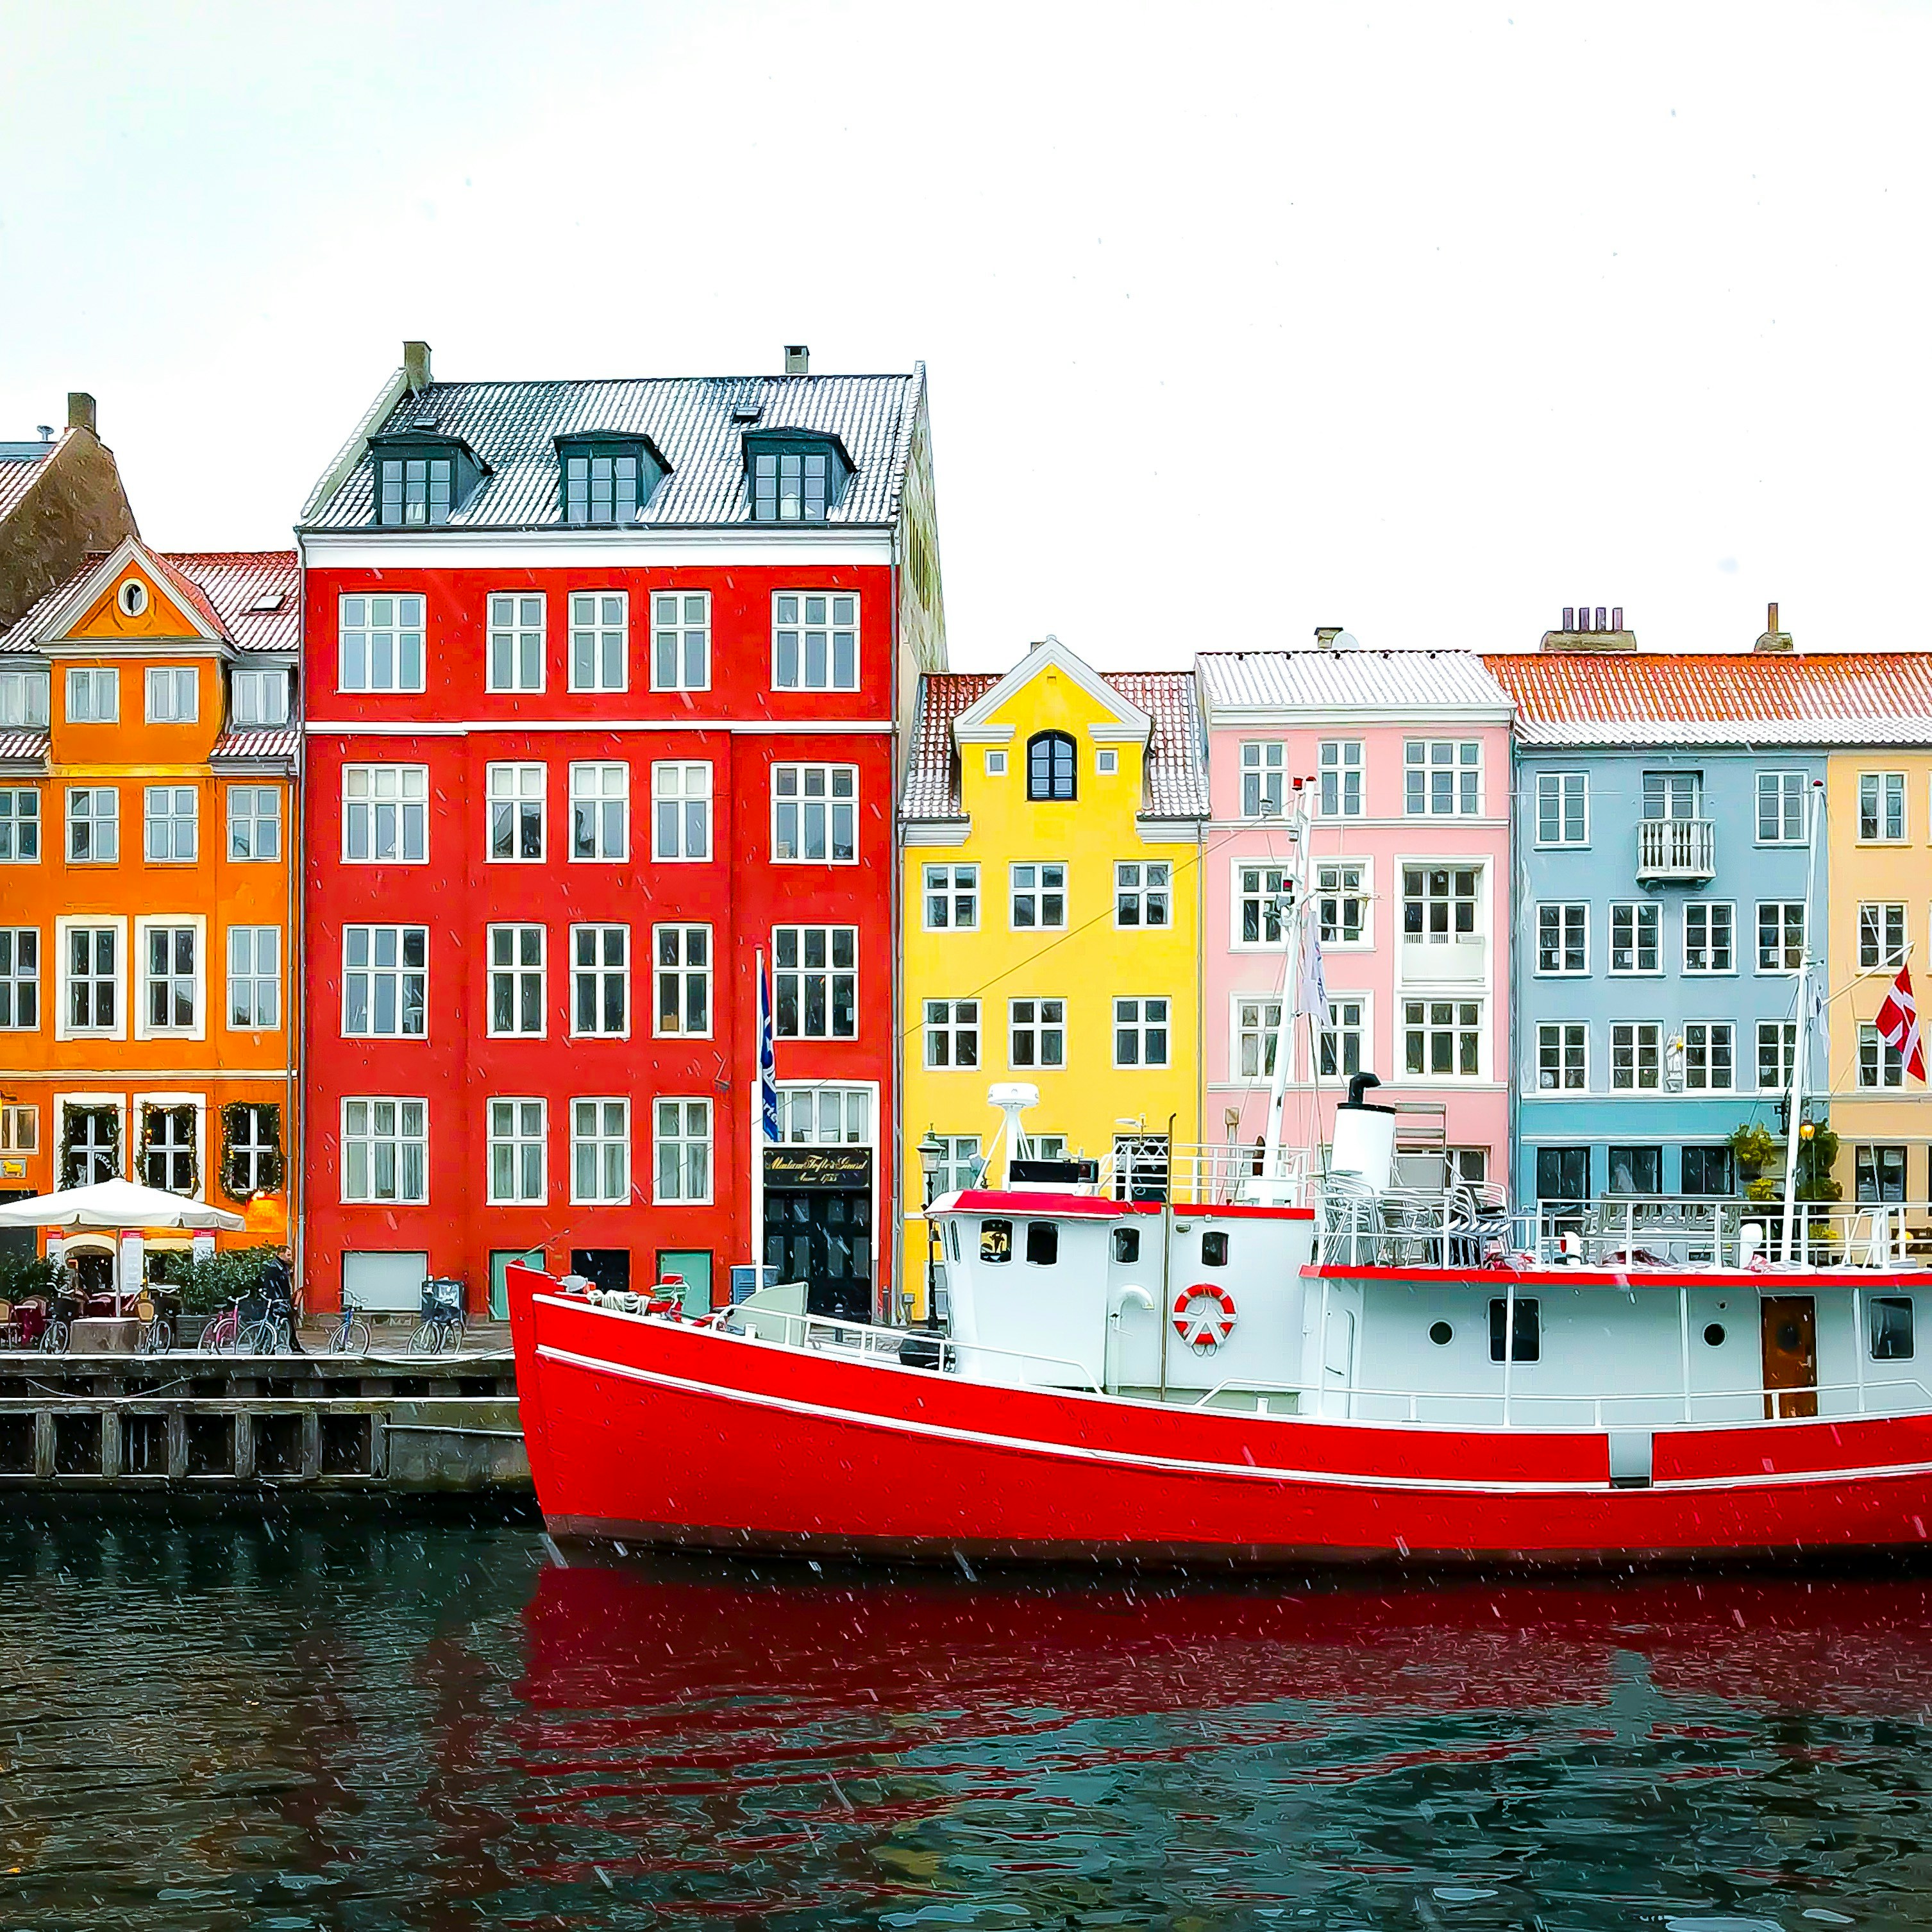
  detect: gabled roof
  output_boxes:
[903,668,1208,821]
[303,370,926,532]
[210,725,299,767]
[0,455,51,521]
[0,544,298,655]
[1198,648,1513,718]
[1487,651,1932,747]
[952,636,1153,743]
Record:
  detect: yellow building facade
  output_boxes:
[1825,748,1932,1203]
[898,641,1206,1316]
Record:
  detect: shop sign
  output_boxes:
[765,1146,873,1189]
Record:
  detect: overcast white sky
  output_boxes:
[3,1,1927,668]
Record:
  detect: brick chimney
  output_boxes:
[1754,600,1794,653]
[1315,626,1343,649]
[403,340,432,394]
[1540,602,1636,653]
[66,392,96,435]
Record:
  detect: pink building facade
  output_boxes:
[1198,648,1516,1190]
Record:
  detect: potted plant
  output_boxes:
[176,1243,279,1348]
[1727,1123,1779,1188]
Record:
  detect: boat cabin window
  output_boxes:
[1111,1226,1140,1264]
[1488,1297,1541,1363]
[1871,1296,1915,1361]
[948,1220,961,1263]
[1025,1222,1059,1266]
[980,1219,1012,1264]
[1201,1231,1229,1267]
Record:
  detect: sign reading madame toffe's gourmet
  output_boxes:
[764,1147,873,1189]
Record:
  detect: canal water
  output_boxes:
[5,1516,1932,1929]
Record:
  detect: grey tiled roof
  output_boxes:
[903,670,1208,821]
[1198,648,1512,715]
[304,372,925,531]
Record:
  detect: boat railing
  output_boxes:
[1526,1197,1932,1271]
[1085,1141,1309,1209]
[1316,1179,1511,1268]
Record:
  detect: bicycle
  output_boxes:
[327,1297,372,1357]
[198,1298,243,1355]
[237,1306,292,1355]
[409,1275,466,1356]
[134,1294,174,1356]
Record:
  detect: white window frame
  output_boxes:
[1758,1020,1798,1095]
[1235,995,1283,1081]
[984,750,1007,778]
[144,666,197,724]
[569,1096,631,1205]
[1317,995,1369,1081]
[1682,1020,1736,1092]
[1402,996,1485,1080]
[1682,901,1736,975]
[340,924,428,1039]
[1010,862,1068,931]
[1113,996,1170,1069]
[569,761,629,862]
[342,764,428,864]
[487,592,546,694]
[1095,748,1118,776]
[1860,1023,1907,1090]
[65,785,117,864]
[1756,770,1808,844]
[1318,740,1363,819]
[487,762,546,863]
[64,667,119,723]
[1860,902,1909,971]
[567,591,629,693]
[0,927,39,1031]
[1241,741,1286,819]
[337,593,426,694]
[1404,739,1482,817]
[1860,770,1908,843]
[771,762,858,865]
[0,786,40,864]
[1608,900,1661,975]
[226,784,280,862]
[1536,1021,1588,1092]
[924,997,979,1069]
[340,1097,430,1204]
[569,923,630,1039]
[923,862,979,932]
[1315,860,1371,948]
[230,667,289,726]
[1114,861,1171,930]
[133,916,204,1041]
[55,917,125,1041]
[226,925,280,1031]
[143,784,198,864]
[650,589,711,693]
[1009,996,1067,1071]
[0,669,50,728]
[1233,861,1290,950]
[1402,864,1481,945]
[487,923,546,1039]
[651,761,711,862]
[771,591,859,692]
[653,1097,713,1204]
[1755,900,1806,975]
[1535,771,1589,846]
[487,1097,548,1205]
[1534,902,1588,976]
[773,925,858,1039]
[652,923,712,1039]
[0,1103,38,1152]
[776,1086,874,1146]
[1611,1020,1663,1092]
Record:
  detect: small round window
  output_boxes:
[117,578,148,617]
[1703,1323,1726,1348]
[1429,1320,1454,1346]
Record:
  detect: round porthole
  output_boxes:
[117,578,147,616]
[1703,1323,1726,1347]
[1429,1320,1453,1346]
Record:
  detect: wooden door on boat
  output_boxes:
[1761,1295,1818,1418]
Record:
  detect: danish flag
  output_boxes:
[1876,963,1927,1083]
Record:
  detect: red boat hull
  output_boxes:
[509,1280,1932,1567]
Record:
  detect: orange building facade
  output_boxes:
[0,538,299,1278]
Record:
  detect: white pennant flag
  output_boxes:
[1298,927,1332,1030]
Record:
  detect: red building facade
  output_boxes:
[297,345,945,1320]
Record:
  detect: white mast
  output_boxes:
[1259,778,1316,1200]
[1779,779,1826,1261]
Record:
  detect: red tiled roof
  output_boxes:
[0,546,298,655]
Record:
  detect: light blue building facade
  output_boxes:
[1493,653,1827,1208]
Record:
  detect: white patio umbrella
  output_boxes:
[0,1177,245,1232]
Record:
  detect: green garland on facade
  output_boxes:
[218,1100,285,1201]
[58,1105,120,1188]
[139,1103,200,1200]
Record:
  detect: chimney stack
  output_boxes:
[1315,626,1343,650]
[1541,602,1637,653]
[66,392,96,435]
[784,344,810,376]
[403,340,432,394]
[1754,600,1794,654]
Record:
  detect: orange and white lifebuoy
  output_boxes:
[1172,1283,1238,1352]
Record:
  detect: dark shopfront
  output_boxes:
[763,1145,874,1322]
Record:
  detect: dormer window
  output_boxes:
[1027,731,1077,802]
[557,433,668,526]
[369,433,485,527]
[744,430,851,523]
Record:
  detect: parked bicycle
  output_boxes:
[198,1297,244,1355]
[327,1297,372,1356]
[134,1293,174,1355]
[38,1288,80,1356]
[408,1276,466,1356]
[237,1303,292,1354]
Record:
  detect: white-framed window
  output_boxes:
[653,923,710,1037]
[1535,771,1588,846]
[1404,998,1482,1078]
[1758,1020,1798,1094]
[777,1087,872,1145]
[1095,748,1119,776]
[1756,901,1806,974]
[568,591,628,692]
[62,924,119,1033]
[1402,865,1479,943]
[342,925,427,1037]
[1860,771,1907,843]
[570,1098,630,1205]
[1535,903,1588,975]
[1404,739,1481,816]
[1113,996,1170,1068]
[0,669,49,727]
[226,785,280,861]
[1860,903,1908,970]
[774,926,857,1038]
[62,1103,119,1184]
[1536,1021,1588,1091]
[1241,741,1286,818]
[65,786,117,863]
[772,591,859,691]
[1316,862,1369,946]
[1856,1145,1910,1205]
[651,591,710,691]
[569,762,628,861]
[342,765,427,863]
[1236,863,1289,948]
[1757,771,1808,844]
[1643,771,1704,820]
[65,667,118,722]
[570,924,630,1037]
[924,998,979,1068]
[985,750,1007,778]
[1611,1021,1662,1091]
[0,1103,38,1154]
[487,762,546,862]
[231,668,289,726]
[1683,1021,1735,1091]
[1319,996,1368,1079]
[1115,862,1170,929]
[144,785,197,863]
[0,788,39,862]
[338,594,425,693]
[1449,1147,1489,1186]
[487,1098,547,1205]
[923,863,978,931]
[144,667,197,723]
[1009,997,1066,1070]
[1011,862,1067,930]
[1236,996,1282,1079]
[1318,740,1363,818]
[0,929,37,1029]
[653,1098,713,1204]
[141,1104,197,1193]
[925,1132,980,1192]
[487,592,546,693]
[1683,902,1735,974]
[341,1098,428,1204]
[1609,902,1661,975]
[139,923,199,1034]
[771,763,857,864]
[226,926,280,1030]
[1860,1024,1906,1090]
[651,762,711,861]
[488,924,546,1037]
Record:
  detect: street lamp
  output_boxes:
[916,1129,947,1329]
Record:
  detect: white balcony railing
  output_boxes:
[1636,816,1715,880]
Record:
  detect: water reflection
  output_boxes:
[5,1511,1932,1928]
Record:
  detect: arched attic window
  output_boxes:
[1027,730,1077,802]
